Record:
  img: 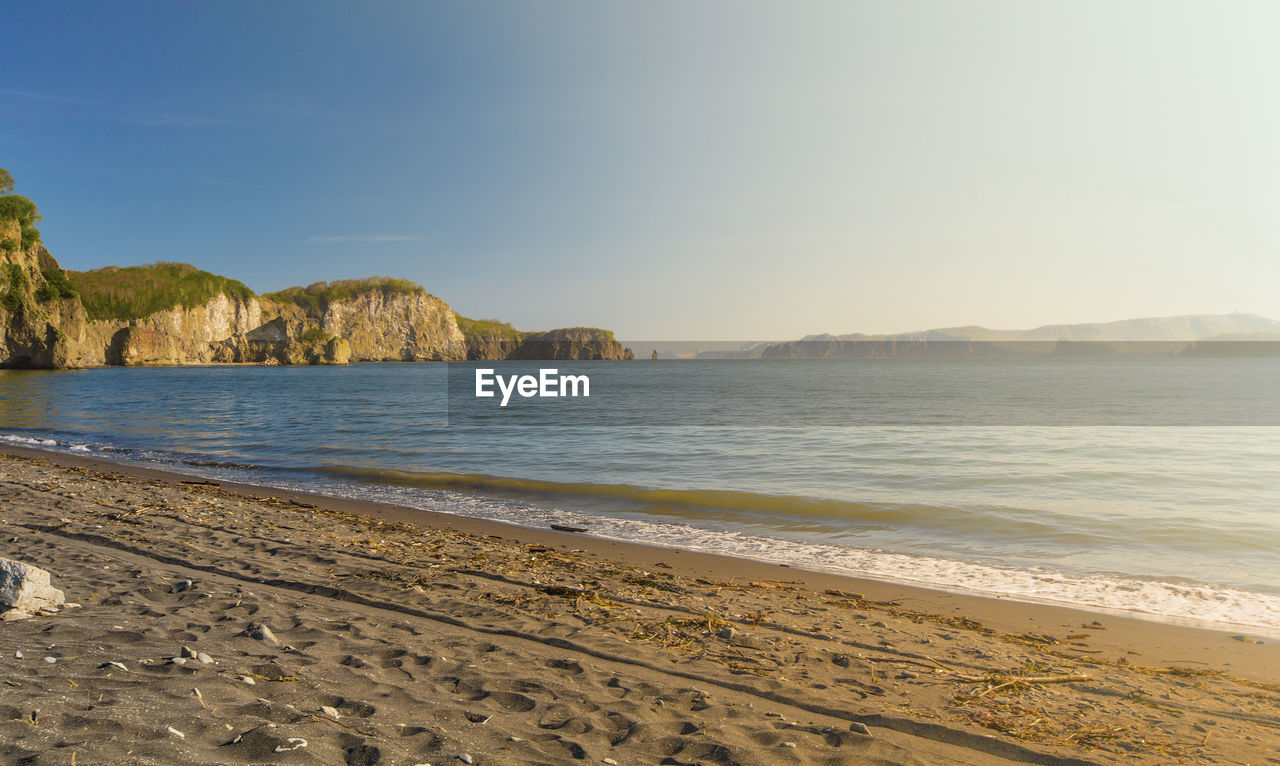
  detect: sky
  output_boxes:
[3,0,1280,340]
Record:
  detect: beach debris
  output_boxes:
[13,651,22,659]
[274,737,307,752]
[781,741,797,748]
[850,722,872,736]
[242,622,279,645]
[458,754,474,765]
[237,675,256,685]
[169,579,194,594]
[551,524,587,533]
[824,588,866,600]
[463,711,491,724]
[99,661,127,671]
[168,726,185,738]
[320,705,341,720]
[0,558,66,616]
[193,687,206,708]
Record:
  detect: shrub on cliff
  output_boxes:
[455,315,523,342]
[34,268,77,303]
[68,262,255,321]
[264,277,425,312]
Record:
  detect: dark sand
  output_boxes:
[1,445,1278,765]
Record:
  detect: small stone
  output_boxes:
[274,738,307,752]
[897,671,918,679]
[781,741,796,748]
[238,675,256,685]
[1,609,32,622]
[603,760,618,765]
[871,620,887,628]
[99,661,127,671]
[171,657,188,666]
[320,705,340,720]
[716,627,736,640]
[169,579,194,594]
[168,726,185,738]
[508,736,523,742]
[180,646,197,659]
[43,656,56,664]
[13,651,22,659]
[245,623,278,645]
[458,755,474,765]
[196,652,214,665]
[850,722,872,736]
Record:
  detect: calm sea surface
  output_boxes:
[2,358,1278,633]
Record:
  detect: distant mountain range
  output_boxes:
[799,313,1280,343]
[649,314,1280,360]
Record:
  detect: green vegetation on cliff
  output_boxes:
[264,278,425,312]
[35,268,77,303]
[0,167,41,250]
[69,262,255,321]
[2,263,22,312]
[454,315,524,342]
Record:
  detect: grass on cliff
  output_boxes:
[264,278,425,312]
[68,262,255,321]
[454,315,524,342]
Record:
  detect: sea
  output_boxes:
[2,356,1278,635]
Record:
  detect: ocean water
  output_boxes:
[1,358,1278,634]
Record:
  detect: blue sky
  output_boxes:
[5,1,1280,339]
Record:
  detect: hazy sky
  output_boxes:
[4,1,1279,339]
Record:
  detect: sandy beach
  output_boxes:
[1,446,1278,765]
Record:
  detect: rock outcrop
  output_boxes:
[457,316,634,361]
[1,219,96,368]
[508,328,635,361]
[262,280,466,362]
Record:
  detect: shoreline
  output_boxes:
[2,444,1279,763]
[5,442,1276,677]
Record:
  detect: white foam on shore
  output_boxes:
[282,477,1280,637]
[6,432,1279,636]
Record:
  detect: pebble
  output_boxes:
[168,726,185,738]
[247,623,278,645]
[717,627,736,640]
[196,652,214,665]
[274,738,307,752]
[14,651,22,659]
[100,661,128,671]
[320,705,341,720]
[781,741,796,748]
[169,579,194,594]
[897,671,918,679]
[43,656,56,664]
[238,675,256,685]
[458,754,474,765]
[603,760,618,765]
[180,646,197,659]
[850,722,872,736]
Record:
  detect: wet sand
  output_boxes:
[1,445,1278,764]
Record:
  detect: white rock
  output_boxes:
[274,738,307,752]
[320,705,341,720]
[168,726,185,738]
[1,609,31,622]
[43,656,56,664]
[0,558,65,613]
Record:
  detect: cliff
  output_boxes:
[456,316,634,361]
[0,218,96,368]
[263,279,466,362]
[0,170,625,368]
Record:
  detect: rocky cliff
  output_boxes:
[263,280,466,362]
[1,173,625,368]
[456,316,634,361]
[0,218,96,368]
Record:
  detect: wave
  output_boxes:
[308,464,1278,554]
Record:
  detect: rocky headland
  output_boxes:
[0,174,631,368]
